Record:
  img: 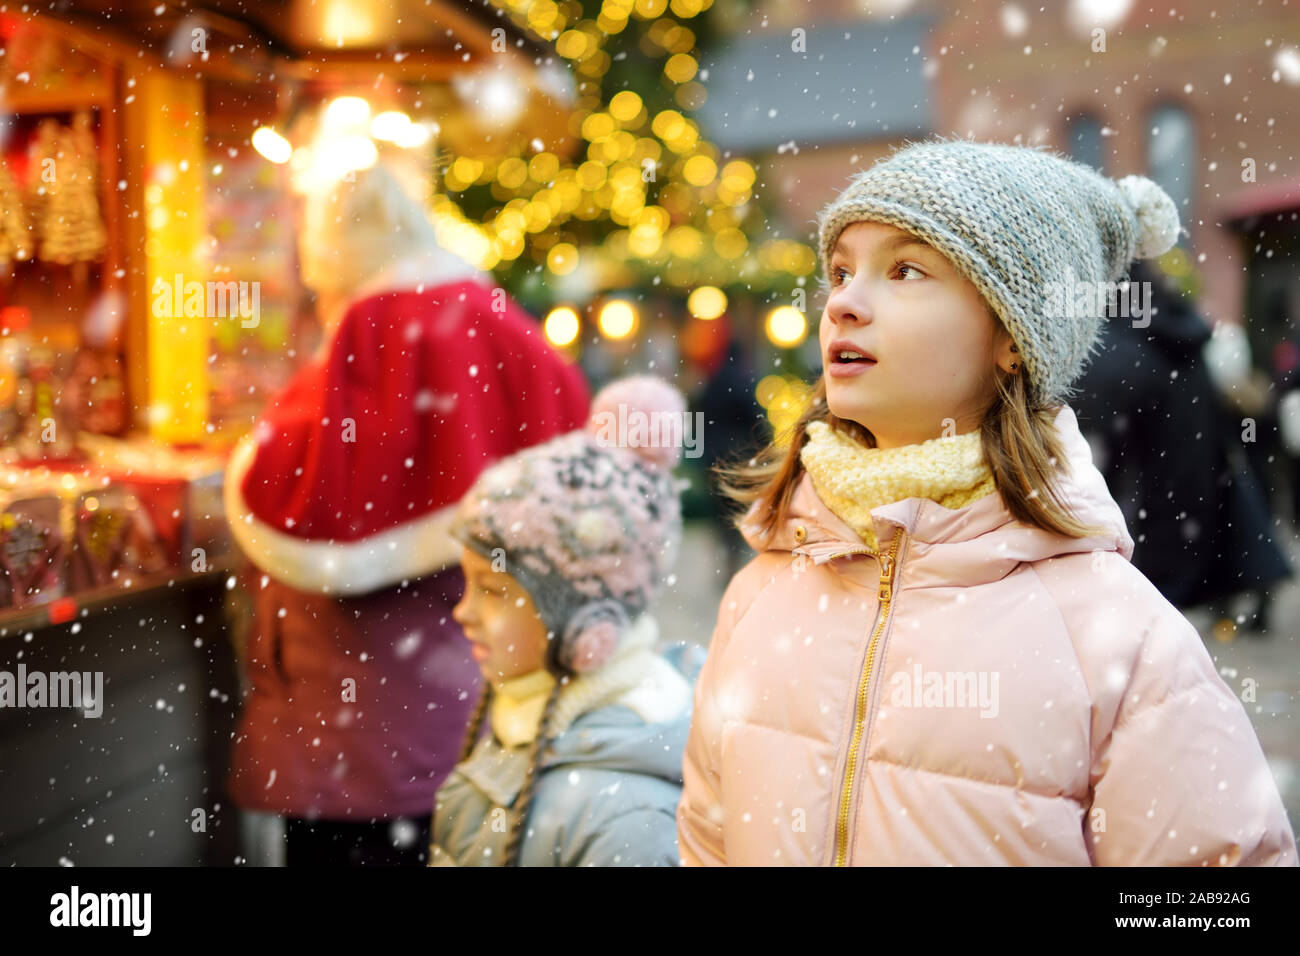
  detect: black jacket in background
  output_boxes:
[1072,262,1291,609]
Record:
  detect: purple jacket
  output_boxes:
[227,564,481,819]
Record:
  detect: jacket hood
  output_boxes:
[455,657,693,808]
[741,404,1134,581]
[543,703,692,782]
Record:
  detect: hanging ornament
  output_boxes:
[0,164,33,270]
[26,118,60,238]
[37,112,107,266]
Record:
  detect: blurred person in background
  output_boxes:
[699,337,767,581]
[1073,260,1290,636]
[223,162,589,866]
[1264,289,1300,529]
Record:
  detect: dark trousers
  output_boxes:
[284,813,432,867]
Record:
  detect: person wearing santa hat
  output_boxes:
[223,162,590,866]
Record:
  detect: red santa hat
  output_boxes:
[224,276,590,595]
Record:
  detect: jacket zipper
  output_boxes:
[831,527,903,866]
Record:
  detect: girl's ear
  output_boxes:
[998,344,1020,375]
[993,325,1021,376]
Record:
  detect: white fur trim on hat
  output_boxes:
[223,433,462,595]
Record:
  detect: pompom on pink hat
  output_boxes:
[450,375,687,674]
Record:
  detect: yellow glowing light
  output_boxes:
[598,300,638,340]
[713,227,748,259]
[666,225,704,259]
[592,138,620,164]
[548,242,579,275]
[722,159,756,186]
[555,180,582,210]
[767,377,812,446]
[544,306,581,347]
[659,23,694,54]
[252,126,292,164]
[527,0,561,33]
[664,53,699,84]
[755,374,787,409]
[581,112,616,142]
[495,207,527,234]
[597,11,630,33]
[651,109,687,141]
[609,90,644,123]
[632,205,669,232]
[525,202,553,232]
[682,154,717,186]
[495,232,526,260]
[556,29,591,59]
[634,137,663,163]
[716,182,748,206]
[766,306,807,348]
[576,161,607,189]
[688,285,727,320]
[628,224,662,257]
[609,130,637,160]
[497,157,529,189]
[451,156,484,185]
[668,123,699,153]
[529,152,560,183]
[611,190,647,221]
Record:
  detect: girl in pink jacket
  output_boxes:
[678,138,1298,867]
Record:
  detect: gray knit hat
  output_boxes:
[816,137,1182,406]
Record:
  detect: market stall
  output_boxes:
[0,2,555,865]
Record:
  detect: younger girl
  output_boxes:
[678,138,1298,866]
[430,376,696,866]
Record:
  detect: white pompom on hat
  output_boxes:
[1116,174,1182,259]
[587,374,689,472]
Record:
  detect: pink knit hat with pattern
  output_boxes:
[450,376,687,674]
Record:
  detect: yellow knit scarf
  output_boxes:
[799,420,997,552]
[487,615,690,749]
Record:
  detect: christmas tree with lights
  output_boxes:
[431,0,815,319]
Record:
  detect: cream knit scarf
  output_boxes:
[799,420,998,552]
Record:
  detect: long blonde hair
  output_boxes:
[715,341,1108,548]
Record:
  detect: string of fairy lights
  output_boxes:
[432,0,815,354]
[434,0,814,281]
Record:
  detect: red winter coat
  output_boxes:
[225,273,589,818]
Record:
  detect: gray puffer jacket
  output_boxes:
[430,642,703,867]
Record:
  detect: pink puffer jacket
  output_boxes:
[678,405,1297,866]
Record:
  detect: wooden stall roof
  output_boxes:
[33,0,551,82]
